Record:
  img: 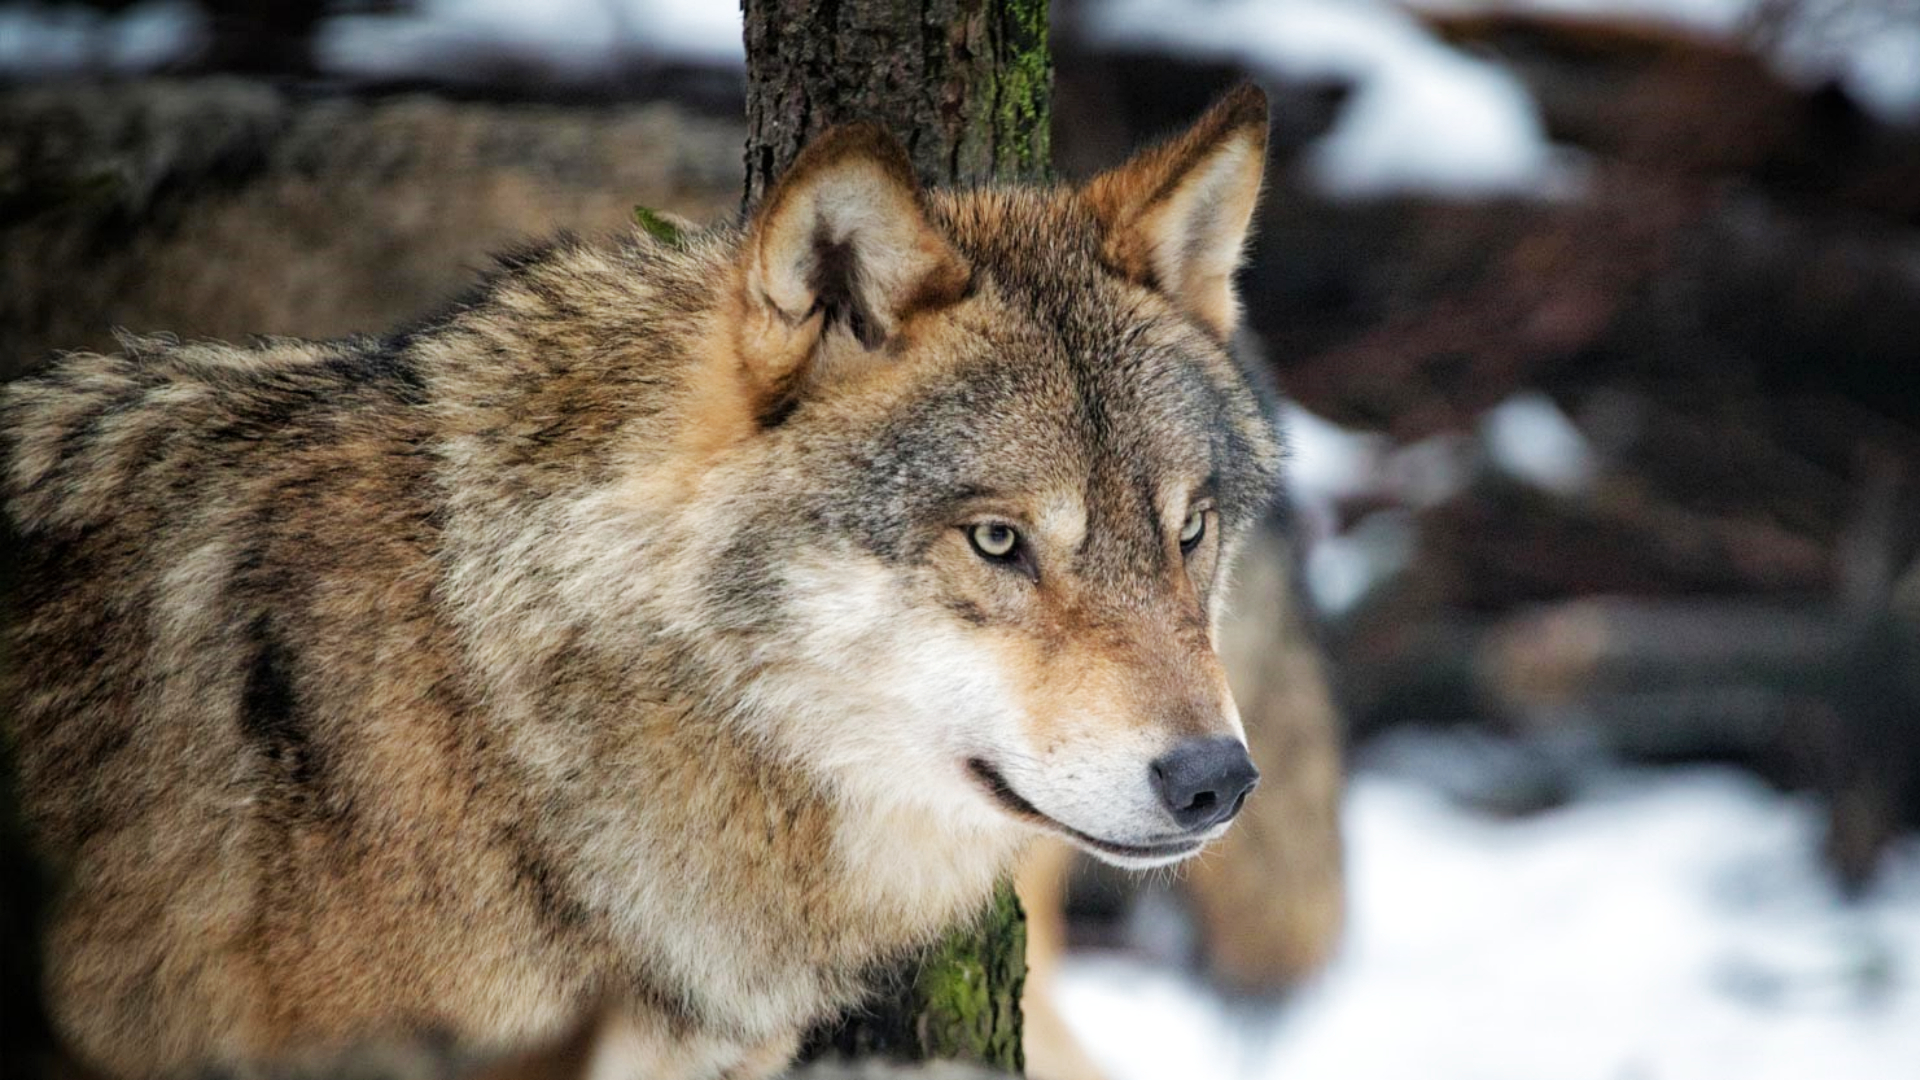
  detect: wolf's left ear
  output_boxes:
[737,124,971,415]
[1084,84,1270,339]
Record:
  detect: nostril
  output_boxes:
[1226,787,1250,821]
[1148,736,1259,831]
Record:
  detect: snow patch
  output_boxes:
[1283,404,1404,615]
[1483,391,1597,495]
[0,1,201,75]
[1054,753,1920,1080]
[1284,402,1388,521]
[317,0,742,81]
[1086,0,1569,198]
[1304,510,1417,616]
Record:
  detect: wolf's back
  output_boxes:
[3,335,416,531]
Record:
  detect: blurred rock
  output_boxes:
[0,79,743,379]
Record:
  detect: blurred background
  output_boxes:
[5,1,1920,1078]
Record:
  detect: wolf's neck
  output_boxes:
[539,692,1024,1038]
[825,786,1029,943]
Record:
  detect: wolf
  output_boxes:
[1,86,1280,1080]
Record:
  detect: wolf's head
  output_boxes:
[673,88,1281,870]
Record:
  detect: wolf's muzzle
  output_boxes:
[1150,736,1259,831]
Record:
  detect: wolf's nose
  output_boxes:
[1150,736,1259,831]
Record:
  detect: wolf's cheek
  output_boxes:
[733,550,1037,819]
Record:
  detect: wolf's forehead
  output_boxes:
[832,331,1273,572]
[874,334,1226,505]
[933,187,1113,305]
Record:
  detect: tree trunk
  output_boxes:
[742,0,1050,206]
[742,0,1049,1071]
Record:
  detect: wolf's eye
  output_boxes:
[1179,508,1207,553]
[968,522,1021,561]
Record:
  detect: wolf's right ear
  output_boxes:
[735,124,971,421]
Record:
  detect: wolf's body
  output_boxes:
[4,91,1280,1080]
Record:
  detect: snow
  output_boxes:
[1085,0,1570,198]
[0,1,201,75]
[1051,746,1920,1080]
[102,1,197,70]
[1283,403,1403,614]
[1283,393,1600,613]
[0,0,743,79]
[1483,391,1597,496]
[1303,510,1418,616]
[317,0,742,82]
[1284,403,1390,523]
[315,0,1920,128]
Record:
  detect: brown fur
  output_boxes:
[4,92,1285,1080]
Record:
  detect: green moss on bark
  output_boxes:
[990,0,1052,183]
[915,883,1027,1068]
[801,883,1027,1070]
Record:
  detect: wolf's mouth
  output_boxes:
[965,758,1207,862]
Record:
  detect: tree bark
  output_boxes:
[742,0,1050,207]
[742,0,1049,1070]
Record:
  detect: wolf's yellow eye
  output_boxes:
[1180,508,1207,552]
[969,522,1021,560]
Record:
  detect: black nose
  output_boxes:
[1149,736,1259,831]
